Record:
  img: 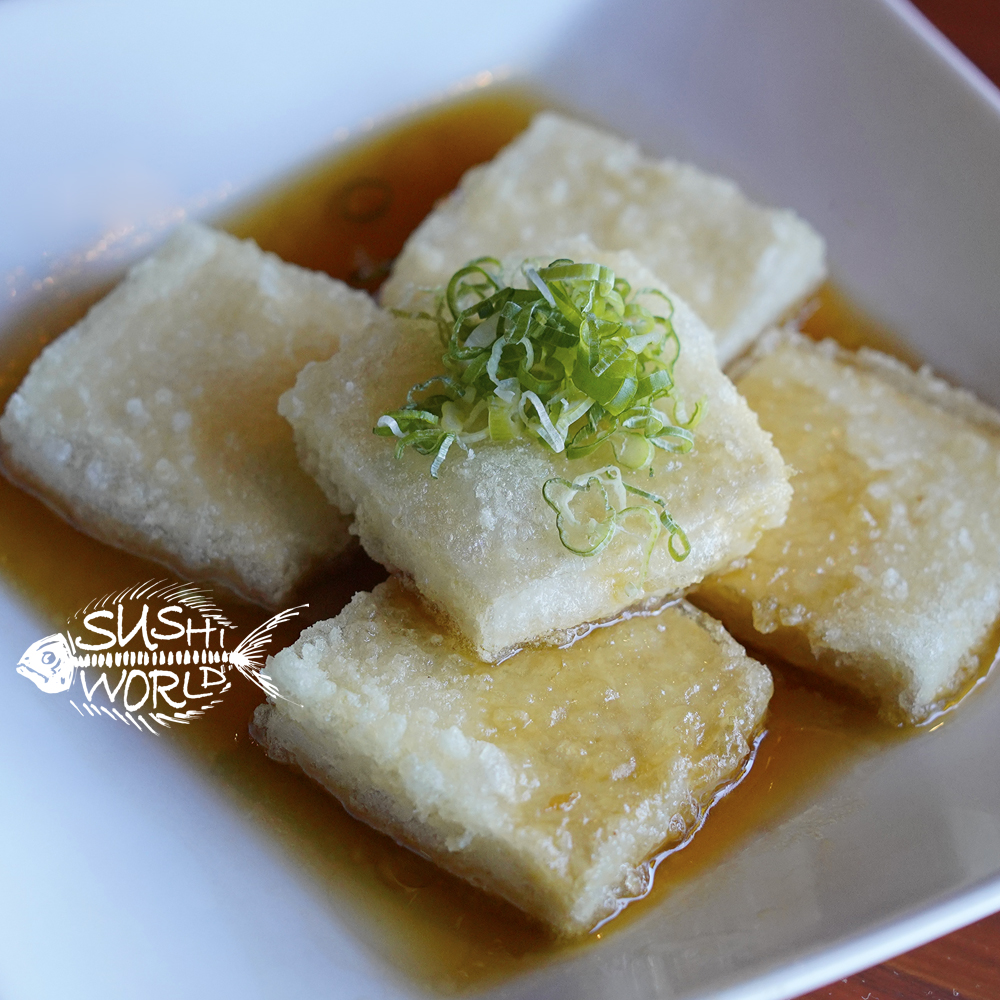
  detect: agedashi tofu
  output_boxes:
[282,244,792,661]
[692,331,1000,723]
[0,223,377,605]
[381,112,826,365]
[253,578,771,935]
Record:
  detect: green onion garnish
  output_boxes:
[376,258,703,566]
[542,467,690,584]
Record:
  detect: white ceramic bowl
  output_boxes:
[2,2,1000,998]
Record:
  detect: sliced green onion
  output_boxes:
[543,465,689,578]
[376,257,704,566]
[613,434,655,470]
[541,475,617,556]
[430,434,456,478]
[523,264,556,308]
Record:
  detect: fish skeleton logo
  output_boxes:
[16,580,301,734]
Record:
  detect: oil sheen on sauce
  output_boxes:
[0,85,951,992]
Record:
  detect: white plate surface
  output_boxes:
[2,1,1000,998]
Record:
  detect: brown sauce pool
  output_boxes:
[0,84,974,992]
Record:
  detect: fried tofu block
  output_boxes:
[253,578,771,934]
[692,330,1000,723]
[282,243,792,661]
[381,112,826,365]
[0,222,378,604]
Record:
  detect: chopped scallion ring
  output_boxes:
[376,258,702,564]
